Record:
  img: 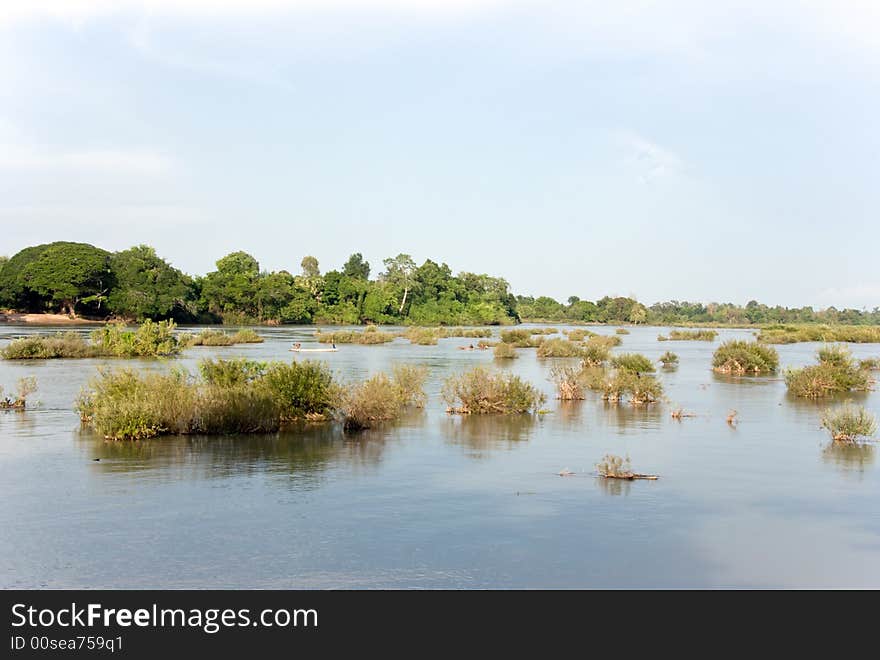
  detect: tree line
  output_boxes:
[0,242,877,326]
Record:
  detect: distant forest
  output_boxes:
[1,242,877,326]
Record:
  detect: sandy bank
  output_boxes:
[0,313,104,325]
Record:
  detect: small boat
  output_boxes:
[289,347,338,352]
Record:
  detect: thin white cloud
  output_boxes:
[617,131,684,183]
[0,0,504,27]
[0,145,173,175]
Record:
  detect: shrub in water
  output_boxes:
[264,360,339,420]
[615,328,630,335]
[659,351,679,367]
[667,329,717,341]
[536,338,584,358]
[611,353,655,374]
[0,377,37,409]
[785,346,873,397]
[564,329,594,341]
[601,370,662,404]
[499,329,533,347]
[442,367,546,414]
[1,333,96,359]
[493,342,518,359]
[821,403,877,442]
[550,365,585,400]
[712,341,779,375]
[758,325,880,344]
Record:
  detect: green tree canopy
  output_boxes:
[107,246,195,321]
[342,253,370,280]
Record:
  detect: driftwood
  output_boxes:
[599,472,659,480]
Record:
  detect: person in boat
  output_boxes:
[293,342,302,350]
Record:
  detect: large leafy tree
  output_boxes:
[9,242,114,316]
[381,253,417,314]
[342,253,370,280]
[107,246,194,321]
[200,251,261,318]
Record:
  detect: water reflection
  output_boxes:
[442,414,537,457]
[821,441,875,477]
[594,401,664,434]
[596,475,632,497]
[79,422,386,485]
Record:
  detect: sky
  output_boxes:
[1,1,878,309]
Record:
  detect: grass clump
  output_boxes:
[536,338,584,358]
[499,329,535,347]
[586,335,622,349]
[611,353,655,374]
[1,333,95,359]
[341,366,428,431]
[712,341,779,375]
[563,329,594,341]
[821,403,877,443]
[859,358,880,371]
[77,358,340,440]
[442,367,546,414]
[581,340,611,367]
[615,328,630,335]
[493,342,518,359]
[406,328,439,345]
[0,377,37,409]
[2,321,185,359]
[667,329,718,341]
[531,327,559,335]
[601,370,662,405]
[316,329,395,345]
[785,345,873,397]
[659,351,679,367]
[757,325,880,344]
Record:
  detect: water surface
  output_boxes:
[1,324,878,588]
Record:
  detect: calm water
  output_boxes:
[2,324,879,588]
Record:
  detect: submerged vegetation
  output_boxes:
[77,358,339,440]
[0,377,37,409]
[341,365,428,431]
[1,320,183,359]
[1,321,264,360]
[493,342,518,359]
[536,338,584,358]
[595,454,658,480]
[664,329,718,341]
[785,345,874,398]
[659,351,679,367]
[821,404,877,443]
[712,341,779,375]
[316,328,396,345]
[181,328,263,346]
[442,367,546,414]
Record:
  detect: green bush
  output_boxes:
[317,329,395,345]
[615,328,630,335]
[1,333,96,359]
[442,367,546,414]
[493,342,518,359]
[77,358,342,440]
[712,341,779,375]
[536,338,584,358]
[405,328,439,345]
[667,329,717,341]
[821,403,877,442]
[611,353,655,373]
[586,335,622,349]
[601,370,662,404]
[499,329,533,347]
[263,360,339,420]
[581,340,611,367]
[563,329,594,341]
[785,346,872,397]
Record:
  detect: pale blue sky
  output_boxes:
[1,1,878,308]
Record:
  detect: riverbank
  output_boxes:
[0,312,104,325]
